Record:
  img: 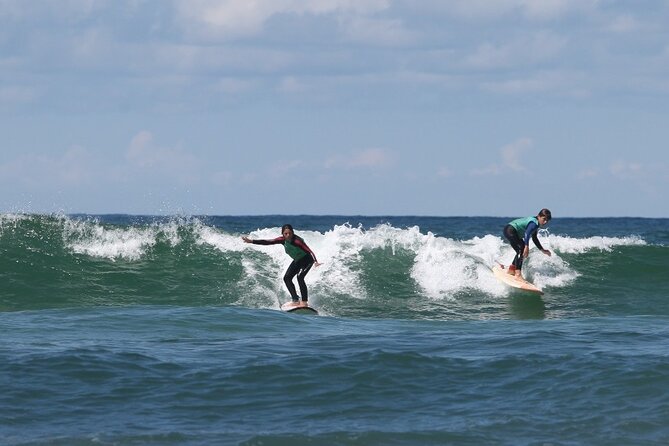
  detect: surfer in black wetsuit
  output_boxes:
[503,209,552,278]
[242,224,321,306]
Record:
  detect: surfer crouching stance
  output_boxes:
[503,209,552,278]
[242,224,321,306]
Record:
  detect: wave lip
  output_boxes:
[543,234,646,254]
[64,219,159,261]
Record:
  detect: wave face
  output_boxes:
[2,214,667,319]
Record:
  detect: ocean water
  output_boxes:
[1,214,668,445]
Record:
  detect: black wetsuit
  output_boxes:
[503,216,546,271]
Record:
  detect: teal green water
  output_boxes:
[1,214,668,445]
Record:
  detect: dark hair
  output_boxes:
[281,224,294,233]
[538,208,552,221]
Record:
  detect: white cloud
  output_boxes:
[325,148,394,170]
[437,166,453,178]
[465,32,567,70]
[174,0,274,39]
[464,42,515,70]
[1,0,665,114]
[272,160,305,176]
[0,0,102,21]
[216,77,258,94]
[520,0,599,20]
[0,146,96,187]
[606,14,641,33]
[341,16,416,46]
[428,0,600,21]
[605,160,665,198]
[277,76,308,94]
[577,168,600,179]
[579,161,664,183]
[481,71,584,96]
[610,160,644,179]
[350,148,393,168]
[501,138,533,171]
[470,164,502,177]
[471,138,533,176]
[174,0,390,40]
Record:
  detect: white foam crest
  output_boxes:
[202,223,588,301]
[317,224,511,299]
[236,257,284,309]
[527,253,579,290]
[410,231,584,298]
[195,223,248,253]
[337,226,546,298]
[234,224,583,300]
[63,218,157,261]
[0,213,28,233]
[355,223,427,252]
[228,223,428,303]
[313,223,448,299]
[410,234,506,299]
[541,234,646,254]
[311,224,369,299]
[471,232,578,293]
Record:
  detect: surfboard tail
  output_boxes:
[280,301,319,314]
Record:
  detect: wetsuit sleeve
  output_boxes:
[523,221,544,251]
[531,232,545,251]
[251,236,285,246]
[292,237,318,263]
[524,222,546,251]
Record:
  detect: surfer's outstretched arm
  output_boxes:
[242,236,284,245]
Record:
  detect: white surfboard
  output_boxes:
[492,264,543,295]
[280,301,319,315]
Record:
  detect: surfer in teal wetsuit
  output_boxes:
[242,224,321,306]
[503,209,552,278]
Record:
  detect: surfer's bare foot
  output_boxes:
[300,301,308,306]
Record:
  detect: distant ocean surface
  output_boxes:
[1,214,668,445]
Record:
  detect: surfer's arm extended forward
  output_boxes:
[242,234,322,267]
[522,222,551,258]
[242,236,285,245]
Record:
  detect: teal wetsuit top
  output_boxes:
[508,216,545,249]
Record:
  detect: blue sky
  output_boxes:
[1,0,668,217]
